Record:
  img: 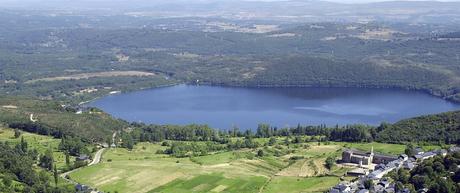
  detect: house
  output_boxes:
[403,161,415,170]
[75,184,89,192]
[368,162,399,180]
[77,154,90,162]
[401,188,411,193]
[375,163,386,170]
[420,152,436,160]
[330,182,352,193]
[398,154,409,161]
[417,188,428,193]
[374,184,385,192]
[377,178,390,188]
[414,147,425,155]
[449,146,460,153]
[342,148,374,166]
[357,189,369,193]
[101,143,109,148]
[347,168,369,176]
[384,187,395,193]
[434,149,448,157]
[373,154,398,164]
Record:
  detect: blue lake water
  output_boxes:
[90,85,460,129]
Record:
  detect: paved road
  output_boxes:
[59,131,117,190]
[89,148,105,166]
[60,148,105,185]
[60,131,116,186]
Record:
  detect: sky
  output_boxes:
[324,0,460,3]
[1,0,460,2]
[0,0,459,9]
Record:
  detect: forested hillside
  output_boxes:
[377,111,460,144]
[1,12,460,103]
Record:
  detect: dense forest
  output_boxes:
[0,12,460,103]
[377,111,460,144]
[0,141,73,192]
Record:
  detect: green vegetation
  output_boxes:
[0,96,127,141]
[151,173,266,193]
[388,152,460,192]
[70,141,352,193]
[1,5,460,193]
[336,142,406,155]
[0,127,75,170]
[0,127,74,192]
[0,97,455,193]
[377,111,460,144]
[263,176,340,193]
[1,14,459,104]
[69,136,436,193]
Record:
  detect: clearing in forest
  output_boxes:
[26,71,155,83]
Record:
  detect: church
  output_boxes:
[341,147,374,166]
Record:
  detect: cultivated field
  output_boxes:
[69,139,437,193]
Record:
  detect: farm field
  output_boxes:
[70,142,280,193]
[263,176,340,193]
[69,140,443,193]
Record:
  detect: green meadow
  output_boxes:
[69,141,345,193]
[69,139,443,193]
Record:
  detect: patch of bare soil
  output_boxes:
[26,71,155,83]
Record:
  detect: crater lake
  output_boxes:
[90,85,460,129]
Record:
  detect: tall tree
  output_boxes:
[53,165,58,187]
[39,149,54,170]
[14,128,21,138]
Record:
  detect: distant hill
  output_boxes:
[377,111,460,144]
[1,0,459,23]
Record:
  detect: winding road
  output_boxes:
[89,148,105,166]
[60,148,106,185]
[60,132,117,186]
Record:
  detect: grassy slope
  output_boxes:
[0,127,74,170]
[0,96,127,142]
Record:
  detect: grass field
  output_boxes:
[69,139,443,193]
[263,176,340,193]
[335,142,406,155]
[69,141,351,193]
[150,173,266,193]
[70,142,288,193]
[332,142,444,155]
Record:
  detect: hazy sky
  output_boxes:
[324,0,460,3]
[249,0,460,2]
[1,0,460,2]
[0,0,460,8]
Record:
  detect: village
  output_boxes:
[329,146,460,193]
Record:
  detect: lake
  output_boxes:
[90,85,460,129]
